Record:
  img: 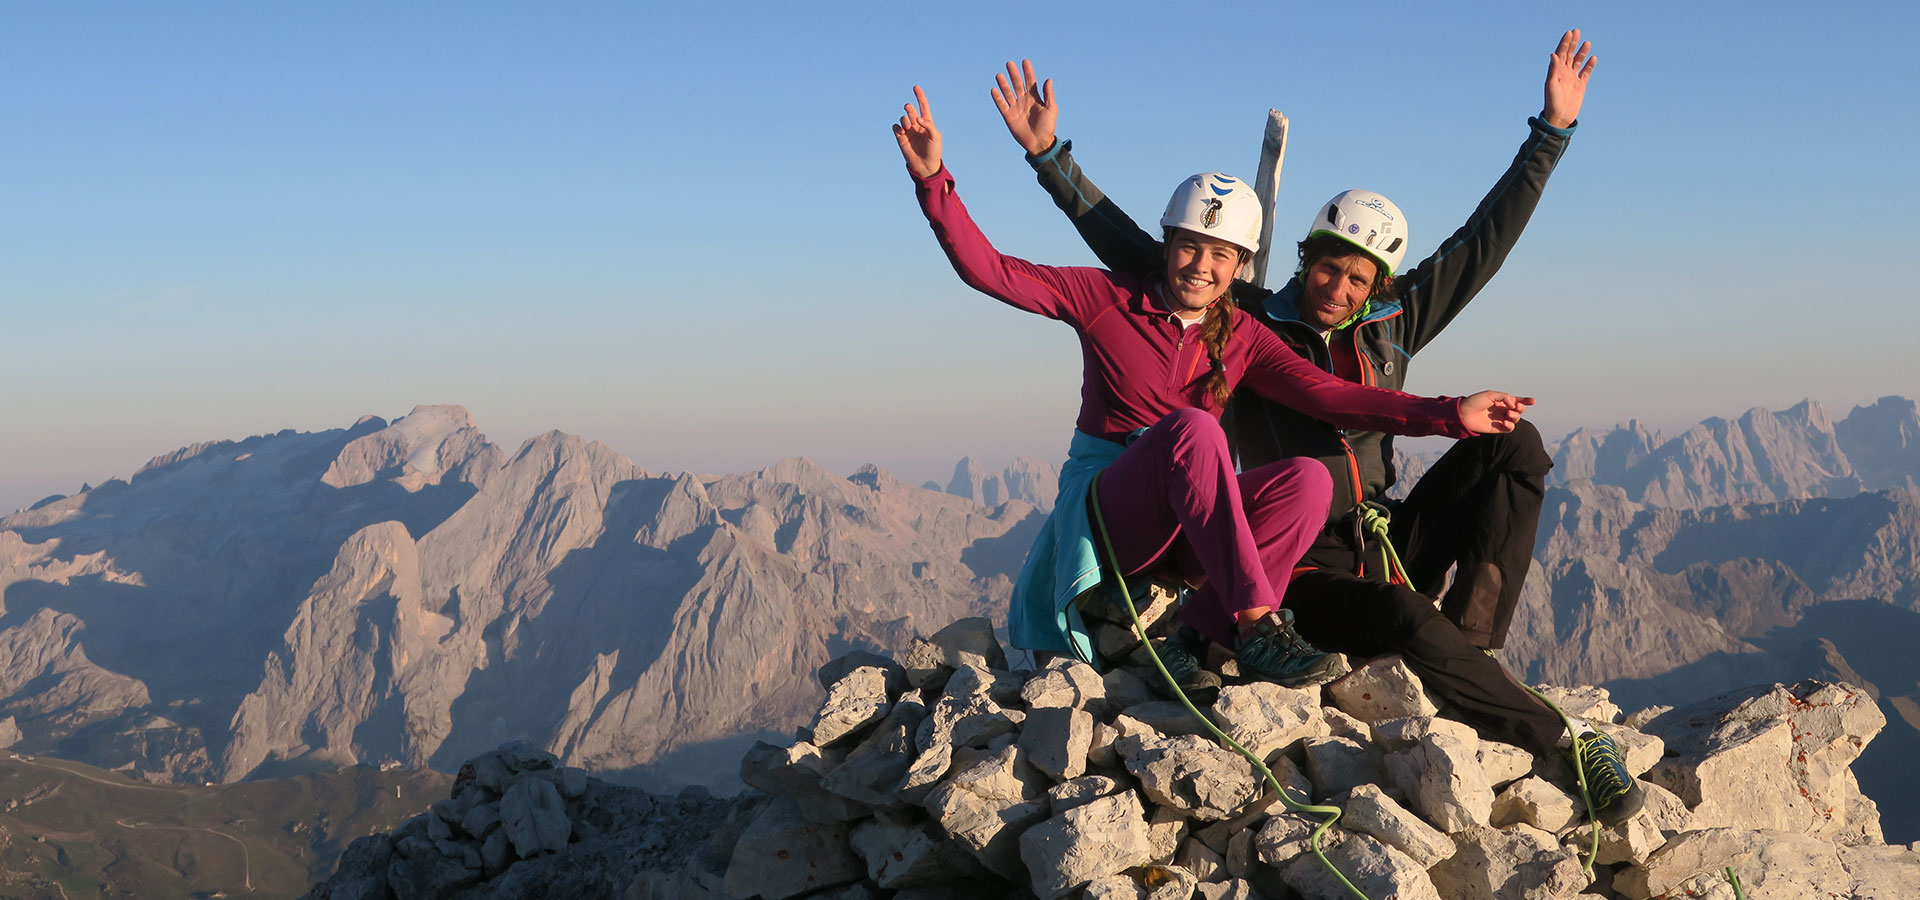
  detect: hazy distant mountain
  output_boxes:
[1548,397,1920,508]
[925,456,1061,513]
[0,406,1041,790]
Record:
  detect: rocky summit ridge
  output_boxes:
[306,618,1920,900]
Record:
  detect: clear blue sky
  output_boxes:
[4,1,1916,513]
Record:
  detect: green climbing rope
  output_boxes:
[1088,473,1372,900]
[1354,504,1407,587]
[1724,866,1747,899]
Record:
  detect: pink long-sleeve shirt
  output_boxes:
[914,166,1475,444]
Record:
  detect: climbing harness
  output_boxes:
[1088,473,1372,900]
[1357,502,1605,874]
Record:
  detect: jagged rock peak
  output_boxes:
[754,457,844,490]
[135,438,243,477]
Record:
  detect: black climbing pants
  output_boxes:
[1300,420,1552,649]
[1284,569,1566,755]
[1285,422,1562,754]
[1384,419,1552,649]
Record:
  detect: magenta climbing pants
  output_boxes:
[1094,407,1333,647]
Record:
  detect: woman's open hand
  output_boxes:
[894,85,943,178]
[1458,391,1536,434]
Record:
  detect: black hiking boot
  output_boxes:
[1141,626,1222,706]
[1572,728,1645,826]
[1234,608,1348,689]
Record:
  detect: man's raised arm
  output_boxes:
[1394,30,1597,354]
[991,59,1163,279]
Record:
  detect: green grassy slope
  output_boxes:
[0,752,450,899]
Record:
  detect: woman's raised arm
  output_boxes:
[897,85,1121,325]
[1238,326,1530,439]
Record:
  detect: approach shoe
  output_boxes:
[1140,627,1222,706]
[1234,608,1348,689]
[1572,728,1645,826]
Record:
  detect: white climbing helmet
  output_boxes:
[1161,172,1262,255]
[1306,190,1409,275]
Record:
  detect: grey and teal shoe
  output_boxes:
[1234,608,1348,689]
[1141,626,1222,706]
[1572,728,1645,826]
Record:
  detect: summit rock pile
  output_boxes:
[309,617,1920,900]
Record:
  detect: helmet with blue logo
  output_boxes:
[1161,172,1262,255]
[1306,190,1408,275]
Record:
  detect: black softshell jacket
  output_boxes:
[1025,117,1574,524]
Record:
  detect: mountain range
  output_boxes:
[2,397,1917,837]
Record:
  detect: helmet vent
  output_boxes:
[1384,237,1403,254]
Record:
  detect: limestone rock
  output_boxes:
[1370,715,1477,750]
[1338,784,1453,867]
[1617,826,1920,900]
[1019,657,1105,711]
[810,666,894,747]
[817,650,908,696]
[906,617,1007,682]
[1477,738,1535,787]
[1280,832,1439,900]
[1082,875,1145,900]
[922,742,1051,880]
[1572,780,1696,867]
[1018,705,1093,782]
[498,776,571,857]
[1120,701,1215,738]
[739,740,869,823]
[900,666,1023,803]
[1048,775,1124,812]
[722,794,862,900]
[1320,706,1369,742]
[1019,791,1155,900]
[1300,736,1380,800]
[1641,680,1884,840]
[1491,776,1580,833]
[1101,667,1159,715]
[1117,732,1260,821]
[1384,731,1493,832]
[1326,656,1438,723]
[1195,880,1254,900]
[821,691,926,807]
[1529,684,1621,725]
[848,812,983,890]
[1176,838,1225,884]
[1428,824,1587,900]
[1207,682,1323,763]
[1145,804,1188,865]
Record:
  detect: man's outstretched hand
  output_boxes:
[894,85,942,178]
[1543,29,1596,129]
[1459,391,1537,434]
[991,59,1057,156]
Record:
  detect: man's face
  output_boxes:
[1299,253,1379,330]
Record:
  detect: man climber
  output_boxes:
[993,30,1644,824]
